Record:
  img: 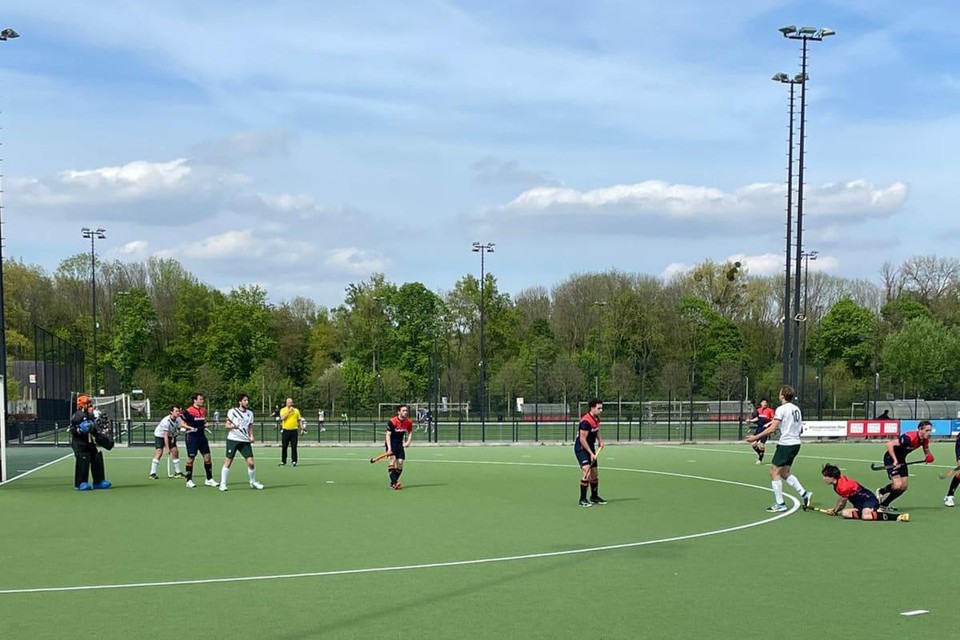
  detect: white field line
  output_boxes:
[0,459,798,595]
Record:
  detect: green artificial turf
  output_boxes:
[1,442,955,639]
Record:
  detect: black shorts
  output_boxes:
[883,454,909,479]
[225,439,254,460]
[387,442,405,461]
[954,438,960,462]
[154,436,178,451]
[186,433,210,457]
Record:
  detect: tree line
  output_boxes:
[4,253,960,416]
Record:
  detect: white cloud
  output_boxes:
[663,252,840,279]
[7,158,248,224]
[473,179,907,237]
[116,240,149,256]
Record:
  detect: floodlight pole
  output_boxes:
[800,250,818,409]
[82,227,107,394]
[472,242,494,438]
[781,25,835,390]
[771,73,800,387]
[0,28,20,408]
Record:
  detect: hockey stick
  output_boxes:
[938,465,960,480]
[369,451,391,464]
[807,506,836,516]
[166,451,173,478]
[870,460,927,472]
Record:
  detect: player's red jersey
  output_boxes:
[834,475,877,508]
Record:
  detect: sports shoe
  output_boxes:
[185,479,197,489]
[173,472,184,479]
[877,505,898,514]
[766,503,789,512]
[250,481,264,490]
[149,473,159,480]
[578,499,593,507]
[204,478,218,487]
[801,491,813,511]
[76,482,93,491]
[590,496,608,505]
[897,513,910,522]
[945,495,955,507]
[292,462,297,467]
[219,484,228,492]
[393,482,403,490]
[278,462,286,466]
[755,459,763,465]
[875,487,885,499]
[93,480,112,490]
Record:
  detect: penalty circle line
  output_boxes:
[0,459,798,595]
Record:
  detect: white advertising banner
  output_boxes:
[800,420,848,438]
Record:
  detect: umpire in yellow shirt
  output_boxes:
[279,397,306,467]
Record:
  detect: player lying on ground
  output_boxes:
[819,463,908,522]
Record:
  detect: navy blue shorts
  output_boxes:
[883,453,909,479]
[575,448,596,468]
[751,425,769,443]
[851,495,881,513]
[954,438,960,462]
[186,433,210,458]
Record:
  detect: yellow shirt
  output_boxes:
[280,407,302,430]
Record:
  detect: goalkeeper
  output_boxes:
[69,395,112,491]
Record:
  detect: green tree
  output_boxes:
[204,286,275,383]
[106,287,156,390]
[811,298,876,376]
[882,317,960,397]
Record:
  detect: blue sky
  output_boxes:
[1,0,956,307]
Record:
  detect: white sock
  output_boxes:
[220,466,229,486]
[172,458,181,473]
[772,479,785,504]
[150,459,159,475]
[785,474,806,496]
[248,467,257,483]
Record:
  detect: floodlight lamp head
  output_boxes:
[799,26,818,35]
[779,25,797,36]
[809,250,819,259]
[472,242,481,252]
[772,72,789,82]
[0,28,19,40]
[819,28,836,37]
[794,73,807,83]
